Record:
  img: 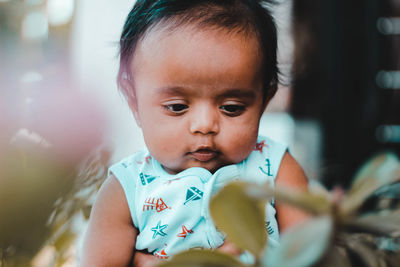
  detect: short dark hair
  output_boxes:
[118,0,279,103]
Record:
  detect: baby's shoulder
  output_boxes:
[254,135,287,156]
[108,149,157,185]
[239,136,288,184]
[111,149,149,168]
[246,136,288,165]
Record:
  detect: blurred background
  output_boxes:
[0,0,399,265]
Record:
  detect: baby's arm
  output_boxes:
[275,152,310,232]
[81,176,137,266]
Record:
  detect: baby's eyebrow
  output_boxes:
[216,88,256,100]
[155,86,257,100]
[155,86,187,96]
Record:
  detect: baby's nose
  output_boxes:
[189,105,220,135]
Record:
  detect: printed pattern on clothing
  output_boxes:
[143,197,170,212]
[140,172,158,185]
[164,177,181,185]
[151,221,168,239]
[259,158,273,176]
[109,136,287,259]
[155,249,169,259]
[121,161,133,168]
[254,140,268,152]
[184,187,204,205]
[177,225,193,238]
[266,221,274,235]
[155,244,169,259]
[145,156,152,164]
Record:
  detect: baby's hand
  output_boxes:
[133,243,241,266]
[217,241,242,256]
[132,251,162,267]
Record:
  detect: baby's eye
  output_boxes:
[220,105,246,116]
[164,103,188,114]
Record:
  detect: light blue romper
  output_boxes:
[109,136,287,259]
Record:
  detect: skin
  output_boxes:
[130,25,265,174]
[81,24,308,267]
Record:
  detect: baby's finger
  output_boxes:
[217,241,242,256]
[132,251,162,267]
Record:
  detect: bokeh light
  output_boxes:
[47,0,74,26]
[22,11,48,40]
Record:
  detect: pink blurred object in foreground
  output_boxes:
[1,82,107,166]
[24,89,106,164]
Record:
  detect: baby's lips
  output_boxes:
[190,149,218,162]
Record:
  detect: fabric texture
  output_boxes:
[108,136,287,259]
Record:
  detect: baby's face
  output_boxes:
[130,25,265,174]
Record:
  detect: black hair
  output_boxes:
[118,0,279,103]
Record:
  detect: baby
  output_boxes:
[82,0,309,266]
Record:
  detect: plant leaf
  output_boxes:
[210,181,267,257]
[341,233,387,267]
[246,182,332,215]
[341,152,400,217]
[53,228,76,253]
[373,182,400,199]
[315,245,352,267]
[273,186,332,215]
[384,251,400,266]
[263,215,333,267]
[156,249,246,267]
[308,179,331,199]
[345,210,400,238]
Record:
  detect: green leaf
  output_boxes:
[210,181,267,257]
[156,249,246,267]
[373,183,400,198]
[246,182,331,215]
[308,179,331,198]
[273,186,332,215]
[341,152,400,217]
[264,215,333,267]
[345,210,400,238]
[82,205,92,220]
[53,229,76,253]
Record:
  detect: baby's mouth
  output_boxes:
[190,149,219,162]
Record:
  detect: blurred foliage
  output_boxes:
[0,137,110,266]
[158,250,245,267]
[211,181,267,258]
[158,151,400,267]
[0,0,109,265]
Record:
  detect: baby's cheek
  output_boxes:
[223,133,257,162]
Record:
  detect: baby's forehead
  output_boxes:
[138,20,261,54]
[133,25,263,85]
[134,24,262,71]
[130,22,264,101]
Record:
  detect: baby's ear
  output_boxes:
[120,79,142,128]
[129,100,142,128]
[262,83,278,111]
